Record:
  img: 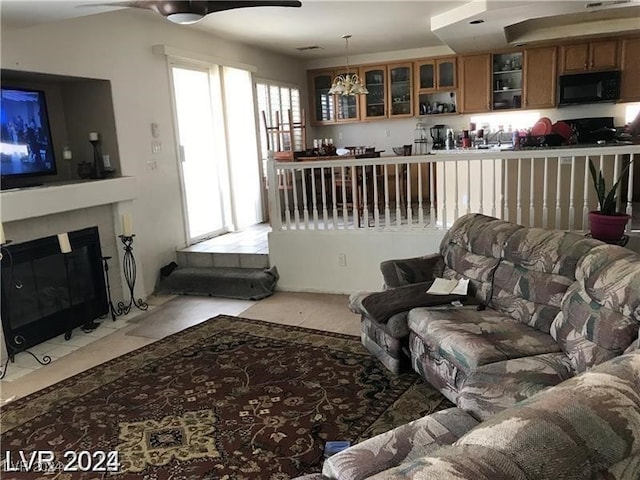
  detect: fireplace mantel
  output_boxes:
[1,177,137,222]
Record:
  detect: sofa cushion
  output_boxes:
[457,352,574,420]
[454,352,640,480]
[322,407,478,480]
[364,444,527,480]
[490,228,602,332]
[439,213,523,303]
[551,245,640,373]
[409,307,561,375]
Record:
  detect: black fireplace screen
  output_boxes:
[1,227,108,353]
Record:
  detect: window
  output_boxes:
[256,81,302,161]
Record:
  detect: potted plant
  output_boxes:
[588,158,633,241]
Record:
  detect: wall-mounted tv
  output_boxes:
[1,87,56,188]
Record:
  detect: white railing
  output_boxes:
[267,145,639,233]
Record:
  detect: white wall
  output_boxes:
[1,9,307,296]
[269,229,446,293]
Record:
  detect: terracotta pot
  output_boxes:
[588,211,630,241]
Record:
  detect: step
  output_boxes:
[176,250,269,269]
[156,266,279,300]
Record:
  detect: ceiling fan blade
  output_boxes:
[204,1,302,14]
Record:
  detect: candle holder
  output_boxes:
[116,234,148,315]
[0,240,52,380]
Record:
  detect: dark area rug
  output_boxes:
[0,315,451,479]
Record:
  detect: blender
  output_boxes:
[430,124,446,150]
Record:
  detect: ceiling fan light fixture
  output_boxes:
[328,35,368,96]
[166,12,205,24]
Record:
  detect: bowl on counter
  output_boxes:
[392,145,412,156]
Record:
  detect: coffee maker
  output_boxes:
[430,124,446,150]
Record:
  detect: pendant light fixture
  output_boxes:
[328,35,369,96]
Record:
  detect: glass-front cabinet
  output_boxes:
[492,52,523,110]
[388,63,413,117]
[310,71,335,125]
[360,65,387,120]
[416,57,456,92]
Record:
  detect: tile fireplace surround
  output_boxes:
[0,177,138,363]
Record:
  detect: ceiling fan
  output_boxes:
[107,1,302,25]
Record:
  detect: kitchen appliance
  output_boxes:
[562,117,615,144]
[558,70,620,106]
[430,124,446,150]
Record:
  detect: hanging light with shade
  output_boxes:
[328,35,369,96]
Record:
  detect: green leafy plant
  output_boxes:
[588,158,633,215]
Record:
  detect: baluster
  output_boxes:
[466,159,471,215]
[543,157,549,228]
[283,168,292,229]
[310,167,318,229]
[351,165,359,229]
[478,159,484,215]
[429,161,436,227]
[582,156,590,231]
[568,157,576,230]
[555,158,562,229]
[384,165,391,228]
[418,162,424,226]
[321,167,329,229]
[491,159,496,218]
[373,163,380,228]
[503,159,509,221]
[341,166,348,228]
[529,157,535,227]
[517,158,523,225]
[301,166,310,228]
[442,160,448,227]
[614,154,621,213]
[453,161,459,222]
[395,164,402,228]
[331,166,338,229]
[362,165,369,228]
[406,163,412,226]
[291,168,300,228]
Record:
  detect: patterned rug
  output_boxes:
[0,315,451,479]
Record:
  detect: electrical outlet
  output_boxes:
[385,129,391,137]
[338,132,343,140]
[337,254,347,267]
[147,159,158,171]
[560,156,572,165]
[151,140,162,154]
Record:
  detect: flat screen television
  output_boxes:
[0,86,56,188]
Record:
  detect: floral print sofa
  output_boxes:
[294,350,640,480]
[350,213,640,420]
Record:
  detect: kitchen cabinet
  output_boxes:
[492,51,523,110]
[415,56,456,92]
[360,65,387,120]
[559,40,619,73]
[459,54,491,113]
[388,62,413,117]
[308,69,360,125]
[523,46,557,109]
[619,36,640,102]
[415,57,457,116]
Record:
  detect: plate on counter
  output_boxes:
[531,117,553,136]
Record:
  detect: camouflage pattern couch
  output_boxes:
[350,213,640,420]
[294,351,640,480]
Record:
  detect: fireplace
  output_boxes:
[1,227,108,357]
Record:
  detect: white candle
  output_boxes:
[122,213,133,237]
[0,223,5,244]
[89,132,99,141]
[57,233,72,254]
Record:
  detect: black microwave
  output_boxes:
[558,70,621,106]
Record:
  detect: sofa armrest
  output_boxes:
[321,407,478,480]
[380,253,444,288]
